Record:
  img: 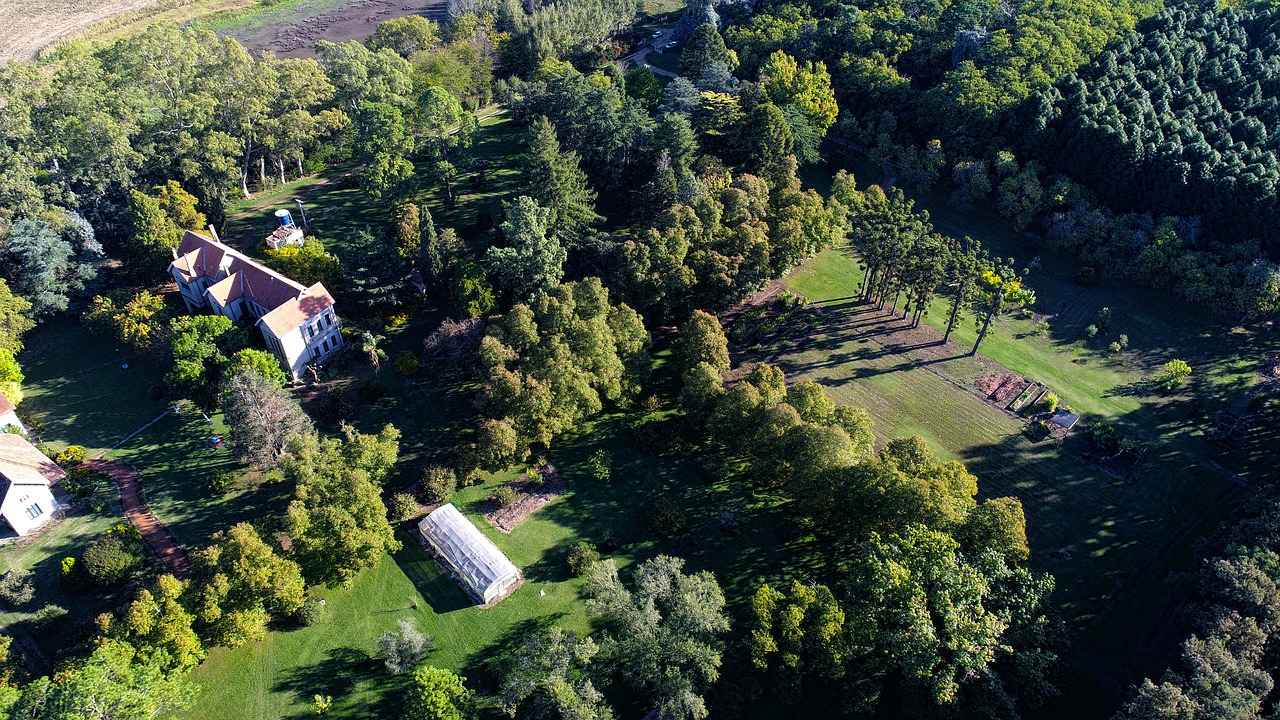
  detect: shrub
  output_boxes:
[716,511,737,532]
[318,386,357,423]
[587,449,612,482]
[1095,307,1112,331]
[1039,392,1060,414]
[392,350,421,377]
[642,395,662,414]
[54,445,86,468]
[526,467,543,487]
[28,604,67,637]
[376,618,436,675]
[647,497,686,536]
[494,485,521,508]
[207,470,236,493]
[1075,266,1097,285]
[390,493,420,523]
[420,466,458,503]
[1154,359,1192,392]
[631,418,684,455]
[296,597,325,627]
[1108,341,1122,354]
[0,569,35,605]
[1118,334,1130,349]
[567,541,600,576]
[1083,324,1098,339]
[60,556,85,591]
[81,533,144,585]
[599,530,619,553]
[1031,321,1050,336]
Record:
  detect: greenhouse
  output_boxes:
[418,503,522,605]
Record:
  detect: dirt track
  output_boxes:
[227,0,447,58]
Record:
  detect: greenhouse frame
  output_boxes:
[418,503,522,605]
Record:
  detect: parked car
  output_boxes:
[665,41,677,49]
[651,31,662,38]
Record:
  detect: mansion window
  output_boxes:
[24,503,42,520]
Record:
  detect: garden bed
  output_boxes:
[975,373,1028,406]
[483,463,566,534]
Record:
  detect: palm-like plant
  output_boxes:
[360,331,387,374]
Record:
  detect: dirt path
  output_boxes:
[86,459,191,579]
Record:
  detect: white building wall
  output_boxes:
[1,485,55,536]
[0,410,24,434]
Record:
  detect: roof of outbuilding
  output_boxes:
[0,392,14,417]
[0,435,66,502]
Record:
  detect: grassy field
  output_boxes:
[224,111,522,268]
[783,231,1267,714]
[106,411,294,550]
[180,404,813,719]
[16,316,169,455]
[0,498,140,657]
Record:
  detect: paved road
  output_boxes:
[87,459,191,579]
[622,28,678,78]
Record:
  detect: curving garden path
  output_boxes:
[85,459,190,579]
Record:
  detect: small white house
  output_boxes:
[0,392,22,434]
[418,504,522,605]
[0,435,65,536]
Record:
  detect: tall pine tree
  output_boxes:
[518,115,601,243]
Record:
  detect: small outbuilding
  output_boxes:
[418,503,522,606]
[0,392,23,434]
[0,434,65,536]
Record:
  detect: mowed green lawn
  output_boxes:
[108,412,294,550]
[784,244,1258,710]
[16,317,170,455]
[0,498,141,656]
[222,111,524,267]
[180,406,812,719]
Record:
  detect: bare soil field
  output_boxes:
[223,0,446,58]
[0,0,165,60]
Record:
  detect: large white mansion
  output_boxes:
[169,230,342,381]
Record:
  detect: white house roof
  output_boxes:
[0,435,66,500]
[418,503,519,601]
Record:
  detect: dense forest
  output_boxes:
[0,0,1276,718]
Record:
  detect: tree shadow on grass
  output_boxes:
[391,530,472,614]
[461,614,566,691]
[1104,380,1156,398]
[273,646,389,719]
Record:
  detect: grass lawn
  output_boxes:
[222,111,523,269]
[645,47,681,75]
[0,498,141,658]
[16,317,169,455]
[783,234,1267,714]
[181,402,816,719]
[107,411,294,551]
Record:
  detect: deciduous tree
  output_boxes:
[221,368,313,469]
[585,556,729,720]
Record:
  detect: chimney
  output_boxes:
[208,224,220,241]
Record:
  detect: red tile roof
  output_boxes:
[0,435,66,491]
[0,392,14,417]
[260,283,336,339]
[169,231,322,334]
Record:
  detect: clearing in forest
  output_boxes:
[779,243,1273,716]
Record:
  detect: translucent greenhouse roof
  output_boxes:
[418,503,520,600]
